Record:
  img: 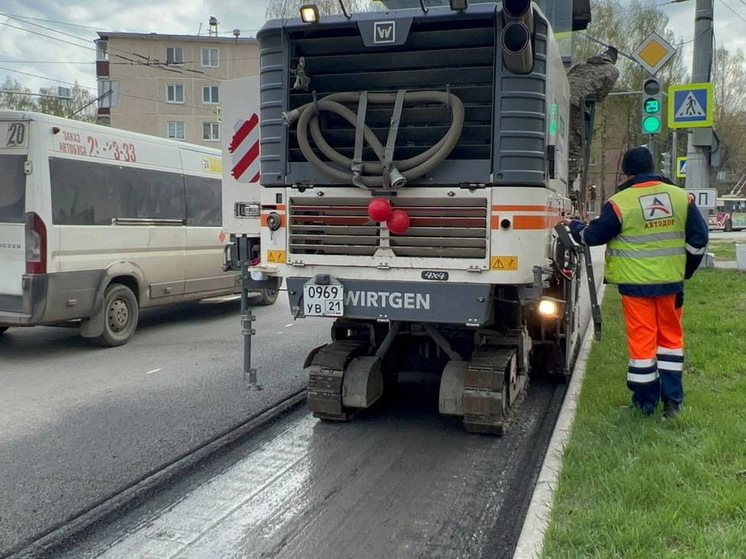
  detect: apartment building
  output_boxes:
[95,29,258,147]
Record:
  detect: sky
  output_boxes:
[1,0,745,97]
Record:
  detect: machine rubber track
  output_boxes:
[462,346,522,435]
[307,339,367,421]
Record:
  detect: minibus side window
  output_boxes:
[119,167,185,220]
[50,157,118,225]
[184,176,222,227]
[0,155,27,223]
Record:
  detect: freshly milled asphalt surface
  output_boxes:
[51,375,567,559]
[0,294,329,559]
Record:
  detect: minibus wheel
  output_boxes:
[93,284,139,347]
[258,287,279,306]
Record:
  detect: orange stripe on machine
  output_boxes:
[489,205,562,230]
[513,215,557,230]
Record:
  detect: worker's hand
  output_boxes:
[566,219,587,243]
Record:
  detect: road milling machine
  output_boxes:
[222,0,597,434]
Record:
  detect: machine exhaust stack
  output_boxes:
[501,0,534,75]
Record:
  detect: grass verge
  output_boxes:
[708,240,737,261]
[542,269,746,558]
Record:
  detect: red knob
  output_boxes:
[367,198,393,222]
[387,209,410,234]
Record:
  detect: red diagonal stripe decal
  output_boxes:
[228,113,259,154]
[250,171,260,183]
[231,140,260,180]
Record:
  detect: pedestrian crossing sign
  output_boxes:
[668,82,714,128]
[676,156,687,178]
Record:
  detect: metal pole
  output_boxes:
[671,129,678,184]
[684,0,713,191]
[240,262,262,391]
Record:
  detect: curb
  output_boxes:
[513,285,606,559]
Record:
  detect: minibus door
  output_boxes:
[0,121,29,313]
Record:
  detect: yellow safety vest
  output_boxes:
[605,180,688,285]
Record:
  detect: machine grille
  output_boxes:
[288,197,487,259]
[286,15,496,163]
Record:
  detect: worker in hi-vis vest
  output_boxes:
[566,147,709,419]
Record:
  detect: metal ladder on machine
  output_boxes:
[560,96,602,343]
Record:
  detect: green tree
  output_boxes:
[0,77,36,111]
[573,0,688,200]
[0,77,96,122]
[38,82,97,122]
[712,46,746,187]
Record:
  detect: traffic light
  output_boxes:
[661,152,672,176]
[641,77,662,134]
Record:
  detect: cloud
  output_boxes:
[0,0,271,92]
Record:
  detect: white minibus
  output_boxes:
[0,111,277,346]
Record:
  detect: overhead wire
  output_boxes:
[0,64,93,88]
[0,12,226,81]
[717,0,746,23]
[0,60,95,64]
[0,20,96,51]
[0,12,118,32]
[0,64,218,113]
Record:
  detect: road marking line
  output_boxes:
[146,368,162,375]
[284,323,294,328]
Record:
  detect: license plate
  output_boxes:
[303,283,344,317]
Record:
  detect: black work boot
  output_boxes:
[662,401,683,419]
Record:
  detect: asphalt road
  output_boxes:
[0,293,330,558]
[2,246,607,559]
[45,247,603,559]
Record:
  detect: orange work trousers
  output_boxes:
[621,293,684,413]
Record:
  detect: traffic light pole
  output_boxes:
[684,0,713,191]
[672,129,678,184]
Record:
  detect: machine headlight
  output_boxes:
[538,298,559,318]
[300,4,320,23]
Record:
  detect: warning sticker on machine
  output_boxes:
[266,250,286,263]
[491,256,519,270]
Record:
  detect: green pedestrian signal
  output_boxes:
[641,77,663,135]
[642,115,661,133]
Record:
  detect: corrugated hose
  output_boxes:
[283,90,464,188]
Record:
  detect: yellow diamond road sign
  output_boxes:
[631,32,676,75]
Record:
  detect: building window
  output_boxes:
[166,46,183,65]
[98,80,119,108]
[202,85,219,104]
[96,40,108,61]
[168,121,185,140]
[201,48,219,67]
[203,122,219,141]
[167,84,184,103]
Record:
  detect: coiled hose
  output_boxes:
[283,91,465,188]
